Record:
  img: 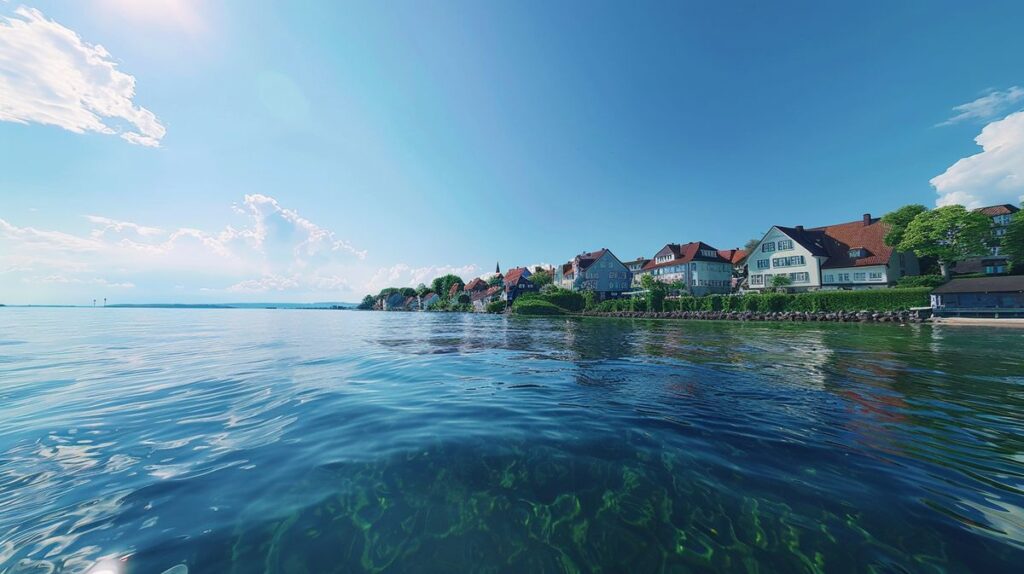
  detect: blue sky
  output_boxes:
[2,0,1023,304]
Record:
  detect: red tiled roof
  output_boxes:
[503,267,530,286]
[808,217,893,269]
[448,283,461,297]
[465,278,488,291]
[641,242,726,272]
[471,285,503,301]
[717,249,748,265]
[575,249,609,271]
[975,204,1020,217]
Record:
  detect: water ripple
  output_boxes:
[0,309,1022,572]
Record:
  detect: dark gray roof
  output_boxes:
[931,276,1024,294]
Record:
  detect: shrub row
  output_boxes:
[516,288,585,312]
[592,288,931,314]
[511,298,566,316]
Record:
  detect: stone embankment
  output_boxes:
[582,310,926,323]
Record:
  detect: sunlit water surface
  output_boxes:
[1,309,1023,573]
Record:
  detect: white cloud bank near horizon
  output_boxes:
[0,194,483,303]
[0,5,166,146]
[932,110,1024,208]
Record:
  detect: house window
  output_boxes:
[839,273,850,282]
[824,274,834,283]
[777,239,793,250]
[750,275,764,286]
[848,248,865,258]
[762,242,775,253]
[700,249,716,257]
[868,272,883,281]
[853,272,866,281]
[756,259,769,269]
[772,256,805,268]
[789,272,809,283]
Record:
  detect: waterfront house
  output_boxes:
[502,267,537,303]
[465,277,489,292]
[931,276,1024,317]
[555,249,633,300]
[746,214,919,291]
[717,248,749,291]
[640,242,733,296]
[623,257,651,287]
[383,292,406,311]
[402,295,418,311]
[951,204,1020,276]
[471,285,503,312]
[420,291,439,309]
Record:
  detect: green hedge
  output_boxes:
[516,288,584,312]
[485,300,506,314]
[601,288,930,314]
[511,299,566,316]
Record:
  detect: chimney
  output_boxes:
[863,213,871,226]
[795,225,804,231]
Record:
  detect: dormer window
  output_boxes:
[699,249,716,258]
[848,248,866,258]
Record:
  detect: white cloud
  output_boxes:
[932,111,1024,208]
[85,215,164,238]
[939,87,1024,126]
[26,275,134,288]
[0,6,166,146]
[0,195,367,301]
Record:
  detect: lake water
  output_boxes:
[1,309,1022,573]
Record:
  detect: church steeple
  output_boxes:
[495,261,501,275]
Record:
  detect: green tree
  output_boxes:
[581,289,597,310]
[1002,205,1024,274]
[882,204,929,247]
[415,283,430,297]
[357,294,376,310]
[896,205,991,279]
[529,269,553,287]
[770,275,792,292]
[640,275,667,311]
[743,237,762,253]
[431,274,464,297]
[487,274,504,287]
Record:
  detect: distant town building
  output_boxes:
[638,242,733,296]
[717,248,749,290]
[623,257,650,287]
[420,291,440,309]
[471,285,503,312]
[746,213,919,291]
[502,267,537,303]
[555,249,633,300]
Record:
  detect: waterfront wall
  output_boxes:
[582,309,929,324]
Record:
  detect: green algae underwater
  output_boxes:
[1,308,1022,572]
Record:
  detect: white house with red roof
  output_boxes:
[746,213,919,291]
[555,249,632,300]
[636,242,733,295]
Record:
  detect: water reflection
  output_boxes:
[0,309,1022,572]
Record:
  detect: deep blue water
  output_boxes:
[1,309,1022,573]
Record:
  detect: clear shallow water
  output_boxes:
[1,309,1022,573]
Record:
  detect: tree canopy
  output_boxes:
[431,274,464,296]
[882,204,929,247]
[896,205,990,278]
[529,269,553,287]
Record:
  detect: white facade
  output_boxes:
[746,228,825,291]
